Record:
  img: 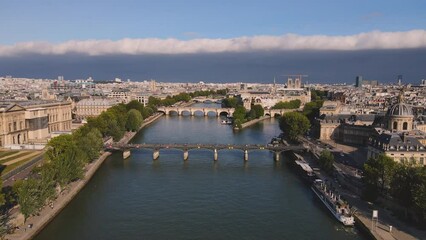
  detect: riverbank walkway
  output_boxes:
[302,153,425,240]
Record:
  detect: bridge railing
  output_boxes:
[105,143,306,151]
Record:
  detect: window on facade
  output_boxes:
[13,122,17,131]
[403,122,408,130]
[400,158,405,163]
[420,157,424,165]
[393,121,398,130]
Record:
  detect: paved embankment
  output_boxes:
[6,112,164,240]
[304,152,423,240]
[236,116,271,130]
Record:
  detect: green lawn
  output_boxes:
[0,151,19,159]
[1,154,42,176]
[0,152,35,165]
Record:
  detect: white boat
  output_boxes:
[221,119,232,125]
[311,179,355,226]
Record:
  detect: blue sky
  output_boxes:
[1,0,425,44]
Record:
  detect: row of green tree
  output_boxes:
[9,100,150,223]
[189,89,228,98]
[278,112,310,141]
[271,99,301,109]
[221,97,266,129]
[149,90,228,107]
[232,105,265,129]
[363,154,426,226]
[277,90,326,141]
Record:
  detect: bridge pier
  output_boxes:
[244,150,249,161]
[153,149,160,160]
[183,150,189,161]
[123,150,131,159]
[274,151,280,162]
[213,149,218,161]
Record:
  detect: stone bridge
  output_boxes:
[264,109,296,117]
[106,143,307,161]
[157,107,234,117]
[192,97,223,103]
[157,107,295,117]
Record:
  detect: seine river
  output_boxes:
[34,103,365,240]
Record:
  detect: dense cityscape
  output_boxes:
[0,74,426,239]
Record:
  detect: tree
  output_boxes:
[97,111,124,141]
[0,178,5,208]
[52,147,84,187]
[232,106,247,122]
[319,150,334,174]
[0,211,10,237]
[45,134,85,186]
[303,100,323,122]
[41,163,57,196]
[108,104,128,132]
[233,119,243,130]
[250,104,264,119]
[279,112,310,141]
[126,100,144,113]
[74,128,103,162]
[45,134,77,163]
[141,106,154,119]
[126,109,143,131]
[412,168,426,225]
[148,96,161,107]
[222,97,238,108]
[363,154,396,195]
[271,100,301,109]
[311,90,328,101]
[391,165,415,210]
[13,179,43,220]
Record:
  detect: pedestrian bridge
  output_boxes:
[106,143,307,161]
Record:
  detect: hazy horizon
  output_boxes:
[1,48,425,84]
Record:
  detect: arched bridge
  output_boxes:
[106,143,307,161]
[157,107,234,117]
[157,107,296,117]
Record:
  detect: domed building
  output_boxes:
[387,95,414,132]
[368,94,426,166]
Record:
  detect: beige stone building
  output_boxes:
[320,101,342,116]
[238,90,311,110]
[0,100,72,148]
[368,133,426,165]
[368,98,426,166]
[317,114,376,141]
[26,101,72,133]
[76,98,119,119]
[0,104,28,147]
